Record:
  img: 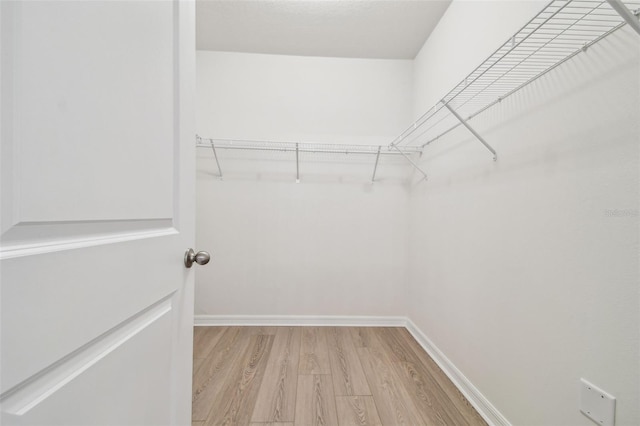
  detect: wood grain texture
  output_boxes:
[392,328,487,426]
[192,328,248,421]
[193,357,206,379]
[251,327,302,423]
[375,328,460,424]
[294,374,338,426]
[348,328,378,348]
[298,327,331,375]
[249,423,294,426]
[193,326,225,359]
[205,334,275,426]
[335,396,382,426]
[193,327,486,426]
[249,326,279,336]
[356,346,425,426]
[326,327,371,396]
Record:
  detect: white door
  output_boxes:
[0,1,196,425]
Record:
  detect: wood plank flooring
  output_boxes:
[192,327,487,426]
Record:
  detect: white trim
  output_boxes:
[0,227,177,260]
[194,315,408,327]
[404,319,511,426]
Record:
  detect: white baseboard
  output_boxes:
[193,314,509,426]
[194,314,408,327]
[404,319,511,426]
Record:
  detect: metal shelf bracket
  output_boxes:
[606,0,640,35]
[442,101,497,161]
[209,140,223,179]
[371,146,381,183]
[295,143,300,183]
[392,145,428,181]
[197,135,224,179]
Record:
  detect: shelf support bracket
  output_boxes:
[392,145,428,181]
[371,146,381,183]
[209,139,223,179]
[295,143,300,183]
[606,0,640,36]
[443,101,497,161]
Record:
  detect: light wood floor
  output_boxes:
[192,326,487,426]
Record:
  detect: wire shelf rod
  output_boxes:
[196,136,423,183]
[421,21,626,147]
[197,138,422,156]
[446,1,605,120]
[386,0,638,152]
[435,0,574,113]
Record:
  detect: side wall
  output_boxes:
[196,51,413,317]
[408,1,639,425]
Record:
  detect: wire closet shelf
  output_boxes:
[389,0,640,158]
[196,137,425,182]
[196,137,422,156]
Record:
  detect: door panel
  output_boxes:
[2,300,173,426]
[5,0,175,223]
[0,1,195,425]
[1,239,180,393]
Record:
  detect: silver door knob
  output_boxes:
[184,248,211,268]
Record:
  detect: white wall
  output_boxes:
[197,51,412,144]
[196,51,413,317]
[408,2,639,425]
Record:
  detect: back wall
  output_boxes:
[195,51,414,317]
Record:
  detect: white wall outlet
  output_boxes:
[580,379,616,426]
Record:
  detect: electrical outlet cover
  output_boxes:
[580,379,616,426]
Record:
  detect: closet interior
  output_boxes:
[194,0,640,425]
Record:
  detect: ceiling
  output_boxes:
[196,1,452,60]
